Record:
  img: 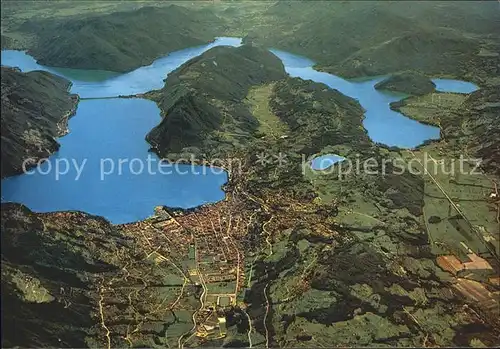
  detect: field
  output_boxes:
[406,146,498,258]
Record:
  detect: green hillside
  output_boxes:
[1,2,499,348]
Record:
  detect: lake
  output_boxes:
[1,38,479,223]
[1,38,241,223]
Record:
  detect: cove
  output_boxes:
[1,99,227,224]
[1,38,242,224]
[432,79,479,94]
[1,37,479,223]
[270,49,478,149]
[1,37,242,98]
[310,154,346,171]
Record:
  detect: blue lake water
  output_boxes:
[433,79,479,94]
[1,37,479,223]
[1,38,241,223]
[1,99,228,223]
[310,154,346,171]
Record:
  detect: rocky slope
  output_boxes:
[1,66,78,178]
[375,72,436,96]
[19,5,225,72]
[236,80,500,348]
[145,44,286,160]
[242,1,499,81]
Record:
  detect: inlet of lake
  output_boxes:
[1,37,478,223]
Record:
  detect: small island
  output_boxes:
[375,71,436,96]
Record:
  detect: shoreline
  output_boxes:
[0,76,81,179]
[56,93,80,138]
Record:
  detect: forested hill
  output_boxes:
[1,66,78,177]
[20,5,225,72]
